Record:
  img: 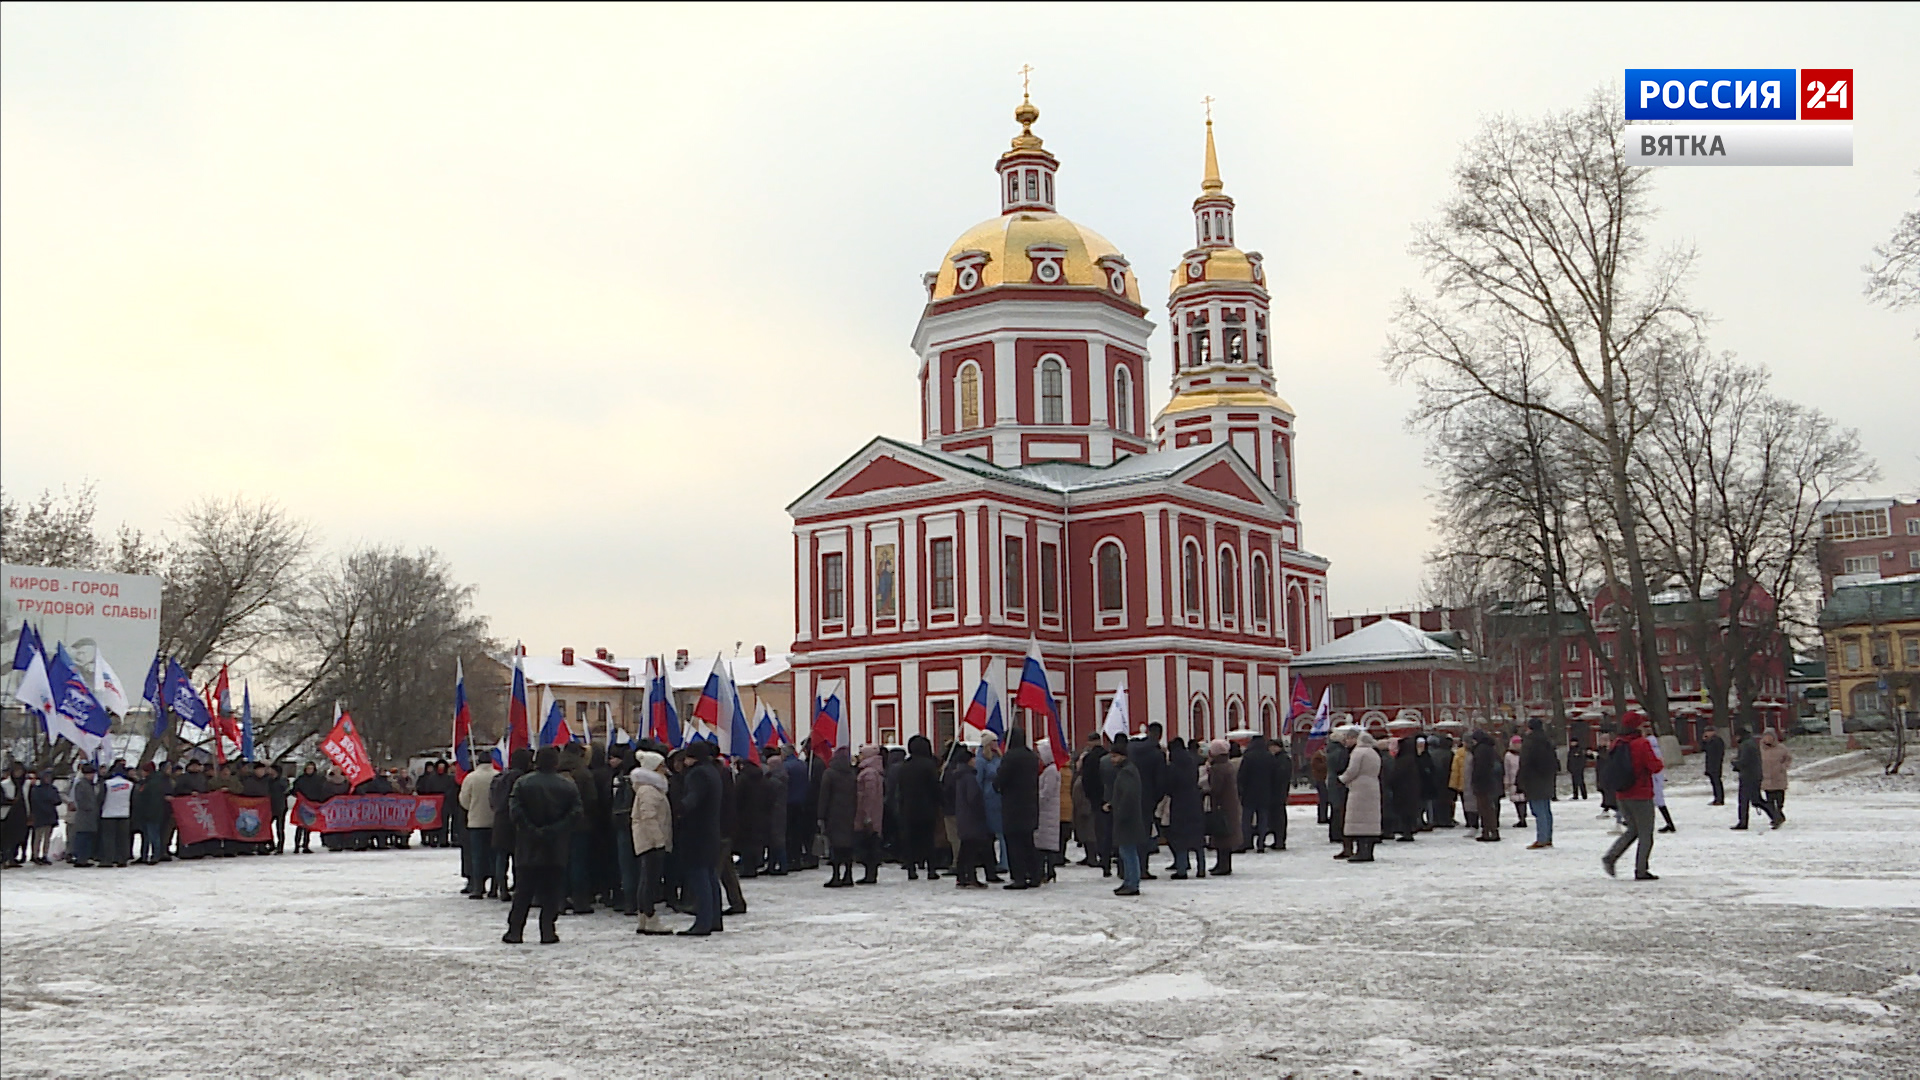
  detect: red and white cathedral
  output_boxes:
[788,96,1331,749]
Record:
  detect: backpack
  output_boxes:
[1600,740,1639,793]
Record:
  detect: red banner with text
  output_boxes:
[168,793,275,845]
[290,793,444,834]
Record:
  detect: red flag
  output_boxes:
[320,705,376,787]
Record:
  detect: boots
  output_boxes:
[1335,840,1353,860]
[856,865,878,885]
[636,912,673,936]
[1351,840,1376,863]
[824,861,853,888]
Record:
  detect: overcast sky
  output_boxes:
[4,3,1916,663]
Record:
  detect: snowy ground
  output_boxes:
[3,754,1917,1079]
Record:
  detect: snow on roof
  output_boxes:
[1292,618,1463,668]
[663,653,792,691]
[517,656,631,689]
[878,436,1224,495]
[519,652,790,690]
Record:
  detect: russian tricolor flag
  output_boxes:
[963,666,1006,743]
[753,702,784,749]
[692,655,726,729]
[648,657,682,748]
[507,651,531,759]
[810,684,843,758]
[1015,638,1070,769]
[540,696,573,747]
[451,659,473,781]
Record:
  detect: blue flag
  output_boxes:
[164,659,214,729]
[47,643,113,753]
[10,622,42,672]
[240,683,255,760]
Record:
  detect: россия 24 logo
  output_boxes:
[1626,69,1852,121]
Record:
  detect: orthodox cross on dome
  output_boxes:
[1020,64,1034,101]
[1201,97,1224,194]
[1202,95,1214,123]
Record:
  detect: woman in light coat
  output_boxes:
[1759,731,1792,825]
[1035,755,1061,883]
[1503,736,1527,829]
[629,752,674,934]
[1338,733,1384,862]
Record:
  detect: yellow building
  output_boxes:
[1820,574,1920,726]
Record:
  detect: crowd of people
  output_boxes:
[3,715,1803,943]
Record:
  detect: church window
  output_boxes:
[1252,554,1271,623]
[1097,541,1125,613]
[1044,173,1052,204]
[1273,438,1291,500]
[821,554,845,622]
[1040,358,1064,424]
[1190,697,1210,741]
[1218,547,1237,619]
[1025,170,1039,201]
[1039,542,1060,615]
[1188,331,1211,366]
[1261,701,1276,735]
[1007,173,1019,203]
[1113,367,1132,434]
[958,363,982,430]
[1202,216,1212,241]
[1227,699,1243,730]
[930,539,956,612]
[1182,541,1203,616]
[1226,328,1245,362]
[1003,536,1026,613]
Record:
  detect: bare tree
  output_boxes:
[1865,176,1920,319]
[158,496,315,673]
[1387,91,1705,736]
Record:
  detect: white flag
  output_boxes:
[1102,687,1131,740]
[93,650,130,718]
[13,650,57,727]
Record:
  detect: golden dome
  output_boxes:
[929,212,1141,303]
[1154,385,1294,422]
[1170,247,1261,293]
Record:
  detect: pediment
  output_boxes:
[827,456,943,499]
[1183,460,1264,503]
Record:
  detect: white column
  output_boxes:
[901,658,921,740]
[988,507,1003,624]
[1145,508,1164,627]
[1175,660,1190,742]
[993,335,1018,466]
[1240,529,1252,634]
[962,505,984,627]
[924,354,941,439]
[847,662,867,747]
[1145,656,1167,731]
[1090,340,1109,427]
[850,522,868,637]
[1205,518,1221,631]
[902,514,920,632]
[1270,534,1284,640]
[794,529,813,642]
[1213,655,1226,736]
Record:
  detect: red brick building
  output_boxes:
[1818,497,1920,595]
[787,100,1330,749]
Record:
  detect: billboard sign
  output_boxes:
[3,563,163,696]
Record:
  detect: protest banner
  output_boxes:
[168,792,275,845]
[289,793,444,834]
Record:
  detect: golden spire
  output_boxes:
[1201,96,1223,194]
[1010,64,1043,150]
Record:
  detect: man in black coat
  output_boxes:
[943,745,991,887]
[733,758,767,879]
[1268,739,1293,850]
[896,735,943,881]
[491,748,533,901]
[678,742,725,934]
[504,747,583,945]
[995,729,1042,889]
[1077,734,1108,870]
[1326,731,1353,850]
[265,764,290,854]
[1469,730,1503,842]
[1238,735,1275,853]
[1127,723,1167,878]
[715,755,746,916]
[1700,727,1727,805]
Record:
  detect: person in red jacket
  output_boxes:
[1601,715,1665,881]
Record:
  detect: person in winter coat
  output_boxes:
[1469,731,1503,842]
[1759,731,1792,827]
[291,763,327,854]
[505,747,585,944]
[1503,736,1527,829]
[1600,715,1664,880]
[895,735,943,881]
[1203,739,1241,875]
[129,763,169,864]
[853,745,887,884]
[1035,752,1061,883]
[783,744,810,870]
[1425,732,1455,826]
[996,729,1042,889]
[1387,737,1423,842]
[1127,724,1168,862]
[1518,718,1560,849]
[1077,734,1108,871]
[459,760,499,898]
[557,744,599,914]
[173,760,216,858]
[1237,735,1275,853]
[1309,747,1330,825]
[676,742,725,935]
[763,746,790,875]
[0,764,28,868]
[491,748,534,899]
[1327,729,1355,855]
[1413,736,1440,832]
[27,770,63,865]
[99,765,134,867]
[1337,733,1384,862]
[1449,739,1474,830]
[1566,722,1591,801]
[1700,726,1727,805]
[976,732,1006,879]
[1647,733,1677,834]
[944,745,992,887]
[733,757,767,880]
[1162,739,1207,878]
[66,762,103,867]
[629,752,674,935]
[1105,736,1145,896]
[818,746,858,887]
[1268,739,1295,850]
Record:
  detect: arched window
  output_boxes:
[1190,697,1210,742]
[1273,437,1291,500]
[1218,547,1237,619]
[1040,358,1064,424]
[1025,170,1039,201]
[1251,554,1271,623]
[1112,366,1132,435]
[958,363,981,431]
[1227,699,1243,731]
[1261,701,1276,736]
[1182,541,1202,616]
[1097,541,1124,613]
